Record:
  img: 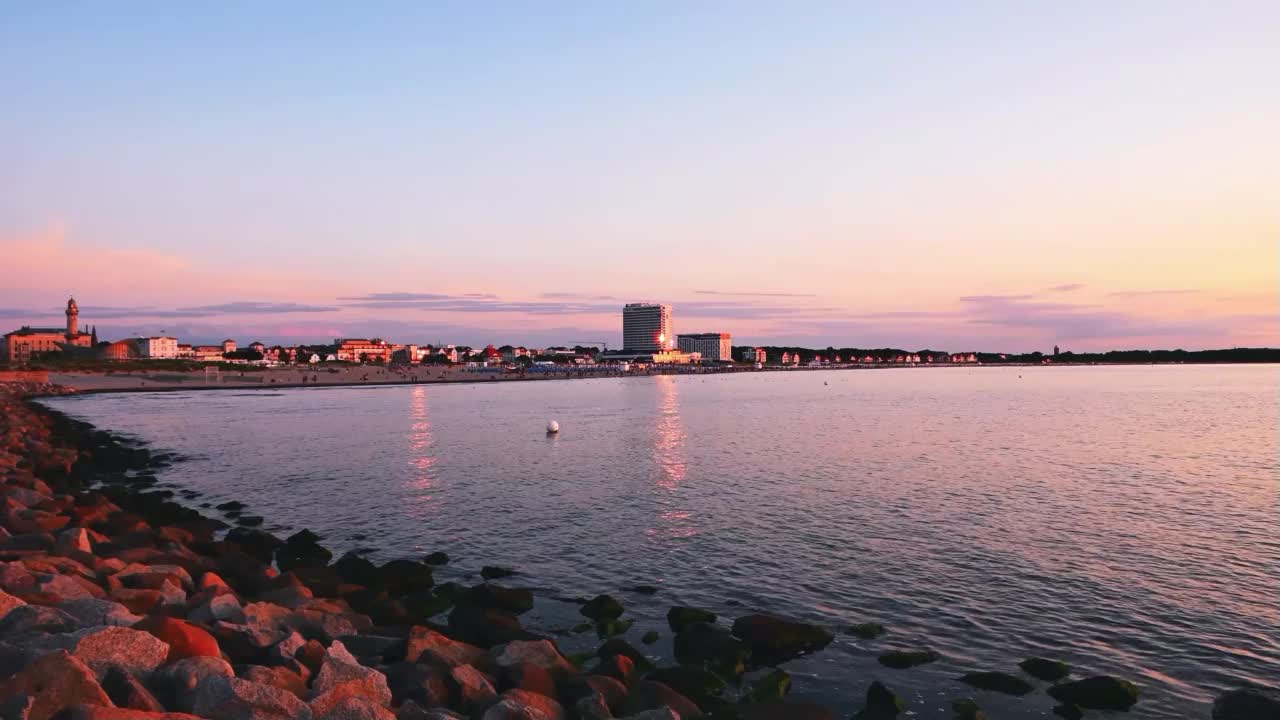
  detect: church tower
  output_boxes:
[66,297,79,340]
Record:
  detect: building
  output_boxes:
[135,336,179,359]
[677,333,731,362]
[221,339,237,354]
[101,340,136,361]
[335,338,391,363]
[739,347,766,363]
[622,303,673,353]
[193,345,224,362]
[3,297,95,364]
[177,344,194,358]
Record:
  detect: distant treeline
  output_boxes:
[732,346,1280,364]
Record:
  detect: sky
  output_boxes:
[2,2,1277,351]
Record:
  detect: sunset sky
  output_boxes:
[3,3,1276,351]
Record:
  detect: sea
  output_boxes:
[40,364,1280,718]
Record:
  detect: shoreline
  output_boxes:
[0,381,1266,720]
[31,359,1275,397]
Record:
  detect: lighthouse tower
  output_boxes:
[66,297,79,341]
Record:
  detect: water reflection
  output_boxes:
[406,385,438,515]
[650,375,696,538]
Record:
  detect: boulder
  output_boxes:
[719,703,835,720]
[48,707,205,720]
[336,634,404,664]
[491,640,575,677]
[309,641,393,718]
[951,698,985,720]
[597,638,653,672]
[55,528,93,555]
[0,588,27,621]
[224,528,283,565]
[188,593,245,625]
[1047,675,1139,710]
[383,661,452,707]
[666,606,716,633]
[448,605,541,647]
[594,653,636,685]
[672,622,749,676]
[573,693,611,720]
[1213,685,1280,719]
[854,680,902,720]
[57,599,141,628]
[405,626,485,667]
[61,625,170,678]
[0,650,111,720]
[646,666,726,708]
[0,603,80,635]
[958,671,1033,696]
[157,656,235,712]
[620,680,701,718]
[133,616,220,662]
[450,664,498,714]
[334,553,381,587]
[192,675,314,720]
[748,668,791,701]
[641,630,659,645]
[502,662,557,698]
[423,552,449,566]
[241,664,309,699]
[877,649,938,669]
[101,665,166,712]
[580,595,624,620]
[1019,657,1071,682]
[314,696,396,720]
[480,566,516,580]
[276,531,333,572]
[730,614,833,663]
[378,559,434,594]
[845,623,886,640]
[482,689,564,720]
[396,703,465,720]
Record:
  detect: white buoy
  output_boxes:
[546,419,560,434]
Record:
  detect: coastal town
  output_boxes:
[4,298,985,373]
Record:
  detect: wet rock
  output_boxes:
[61,625,170,678]
[337,634,404,664]
[0,650,111,720]
[450,664,498,714]
[483,688,564,719]
[192,675,314,720]
[1051,704,1083,720]
[134,615,220,662]
[641,630,659,645]
[463,584,534,615]
[309,641,393,718]
[379,559,435,594]
[594,652,636,685]
[448,605,541,647]
[1047,675,1139,710]
[672,622,749,677]
[619,710,680,720]
[1019,656,1071,682]
[647,666,727,708]
[666,606,716,633]
[877,648,938,669]
[731,614,833,663]
[58,598,141,627]
[748,668,791,701]
[620,680,701,718]
[951,698,985,720]
[383,661,452,707]
[854,680,903,720]
[406,626,485,667]
[55,528,93,555]
[595,618,632,639]
[845,623,886,640]
[1213,685,1280,719]
[581,674,628,709]
[423,552,449,566]
[275,530,333,572]
[481,566,517,580]
[580,595,624,620]
[958,671,1033,696]
[296,639,327,673]
[215,501,246,512]
[334,553,381,587]
[259,584,314,609]
[101,665,166,712]
[224,528,283,564]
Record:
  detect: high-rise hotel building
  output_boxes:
[677,333,732,362]
[622,303,673,353]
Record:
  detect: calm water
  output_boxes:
[42,365,1279,718]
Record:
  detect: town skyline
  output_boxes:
[4,4,1278,352]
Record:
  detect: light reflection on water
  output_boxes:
[40,365,1280,719]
